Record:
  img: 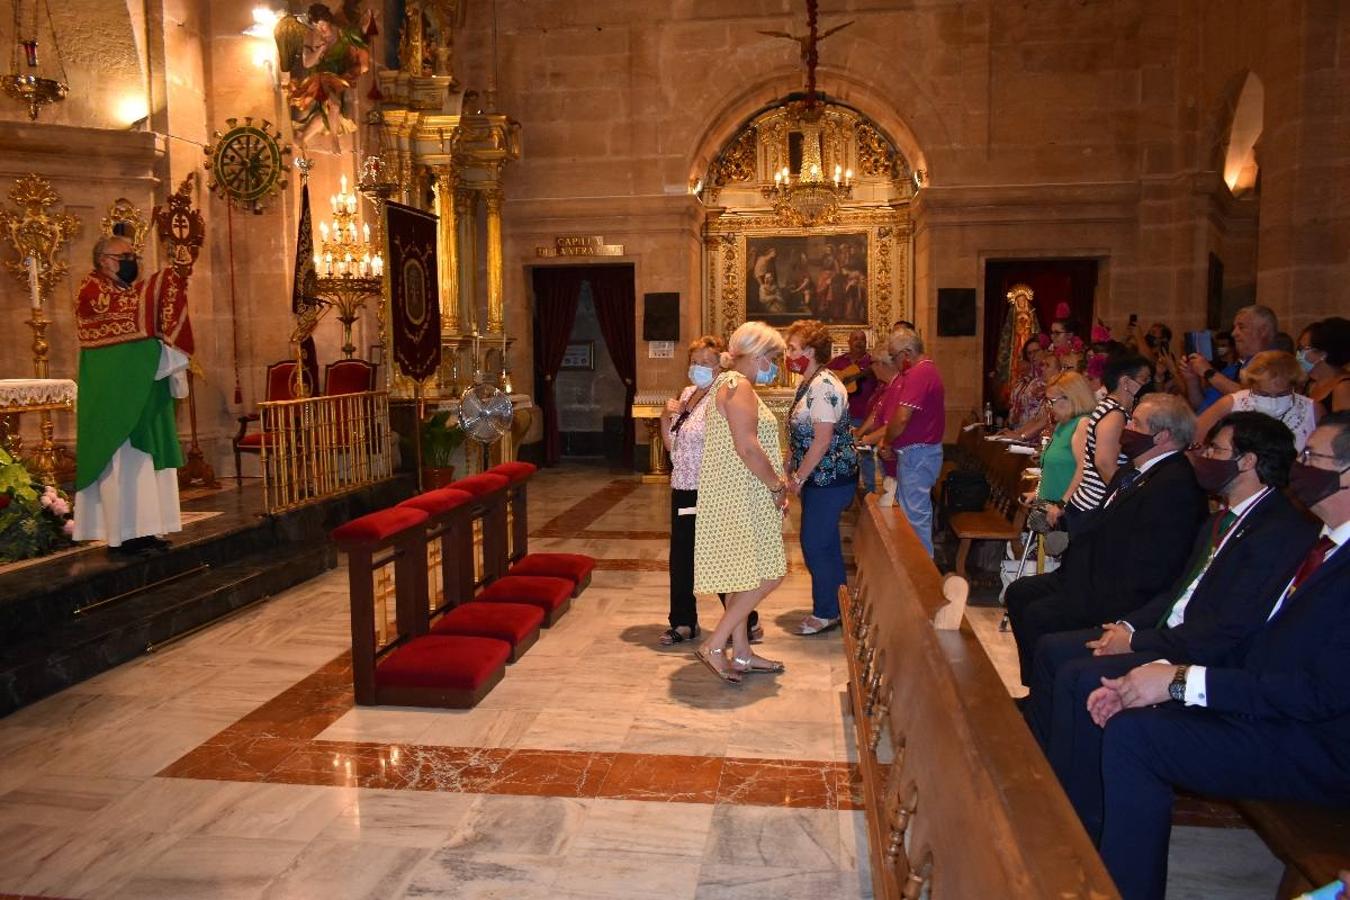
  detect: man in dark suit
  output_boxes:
[1028,411,1318,837]
[1005,393,1209,685]
[1081,413,1350,900]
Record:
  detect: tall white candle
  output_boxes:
[25,257,40,310]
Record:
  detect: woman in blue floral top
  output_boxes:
[784,320,859,635]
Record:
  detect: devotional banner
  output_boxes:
[385,201,441,381]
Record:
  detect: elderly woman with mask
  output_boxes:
[1196,350,1317,451]
[784,319,859,636]
[658,335,758,645]
[693,321,791,684]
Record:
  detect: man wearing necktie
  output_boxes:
[1081,413,1350,900]
[1029,411,1318,841]
[1005,394,1209,686]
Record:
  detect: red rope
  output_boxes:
[226,202,243,404]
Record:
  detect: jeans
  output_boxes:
[851,415,878,492]
[799,480,856,620]
[894,442,943,556]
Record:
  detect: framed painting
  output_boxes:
[745,233,869,326]
[560,340,595,371]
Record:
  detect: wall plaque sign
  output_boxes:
[535,235,625,258]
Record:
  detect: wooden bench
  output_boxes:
[1234,800,1350,898]
[844,493,1118,898]
[947,447,1035,578]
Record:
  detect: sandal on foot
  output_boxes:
[693,646,741,685]
[731,654,785,674]
[659,624,698,646]
[795,615,840,636]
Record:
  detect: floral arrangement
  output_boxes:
[0,447,75,564]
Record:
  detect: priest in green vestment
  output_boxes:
[71,235,194,552]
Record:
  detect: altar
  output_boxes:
[632,386,796,483]
[0,378,75,484]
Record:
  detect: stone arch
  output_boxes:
[685,66,935,188]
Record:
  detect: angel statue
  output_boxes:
[274,2,374,152]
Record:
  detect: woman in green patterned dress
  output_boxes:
[693,321,791,684]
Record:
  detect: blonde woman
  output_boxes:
[693,321,790,684]
[1035,371,1097,527]
[1196,350,1316,451]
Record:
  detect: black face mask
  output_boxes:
[1288,461,1348,508]
[116,258,139,286]
[1118,427,1157,461]
[1190,455,1241,495]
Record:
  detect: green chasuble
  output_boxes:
[75,339,184,492]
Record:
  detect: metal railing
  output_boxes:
[258,390,393,514]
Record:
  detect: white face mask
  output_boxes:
[688,364,715,388]
[1250,392,1294,417]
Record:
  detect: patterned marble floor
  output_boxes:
[0,469,868,900]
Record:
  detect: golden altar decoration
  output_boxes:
[0,173,80,485]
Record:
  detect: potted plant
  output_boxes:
[0,447,75,564]
[419,410,466,489]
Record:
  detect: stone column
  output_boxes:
[484,185,504,334]
[432,167,461,335]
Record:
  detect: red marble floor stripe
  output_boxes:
[532,479,642,537]
[596,752,724,804]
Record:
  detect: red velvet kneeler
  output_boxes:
[508,553,595,597]
[477,574,573,627]
[397,488,476,618]
[375,634,511,708]
[431,601,543,662]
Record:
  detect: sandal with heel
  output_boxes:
[731,654,786,675]
[693,645,742,685]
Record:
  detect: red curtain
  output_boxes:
[531,267,585,466]
[590,266,638,469]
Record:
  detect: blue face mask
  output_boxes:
[688,364,715,388]
[1296,348,1318,374]
[754,360,778,385]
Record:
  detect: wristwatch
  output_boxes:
[1168,665,1190,703]
[1202,368,1217,382]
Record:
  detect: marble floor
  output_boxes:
[0,467,1284,898]
[0,469,866,900]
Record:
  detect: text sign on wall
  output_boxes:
[535,235,625,258]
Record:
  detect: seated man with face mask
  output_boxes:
[1004,394,1209,687]
[1025,413,1319,841]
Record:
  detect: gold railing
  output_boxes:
[258,390,393,514]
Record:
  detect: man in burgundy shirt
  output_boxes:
[828,329,877,486]
[878,327,946,555]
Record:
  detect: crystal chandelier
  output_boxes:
[2,0,68,121]
[314,175,383,358]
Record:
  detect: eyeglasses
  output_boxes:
[1202,443,1236,459]
[101,252,139,262]
[1298,447,1345,466]
[1050,328,1067,336]
[1046,394,1069,405]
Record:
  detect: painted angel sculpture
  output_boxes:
[275,2,374,152]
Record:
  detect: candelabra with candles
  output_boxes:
[762,160,853,227]
[314,175,383,358]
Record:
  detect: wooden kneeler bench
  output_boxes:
[487,462,596,597]
[331,507,510,708]
[947,450,1033,578]
[397,487,544,663]
[450,472,576,626]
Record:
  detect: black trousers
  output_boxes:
[668,489,746,630]
[1004,570,1098,687]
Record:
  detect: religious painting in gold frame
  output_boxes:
[703,210,911,345]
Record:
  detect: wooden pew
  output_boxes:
[844,493,1119,899]
[947,447,1035,578]
[1233,800,1350,899]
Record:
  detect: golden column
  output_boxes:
[454,186,478,333]
[432,167,461,335]
[483,184,505,334]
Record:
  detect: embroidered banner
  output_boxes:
[385,202,441,381]
[290,183,320,393]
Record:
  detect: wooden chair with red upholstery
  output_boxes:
[488,461,596,597]
[234,360,301,484]
[331,505,511,708]
[323,358,378,396]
